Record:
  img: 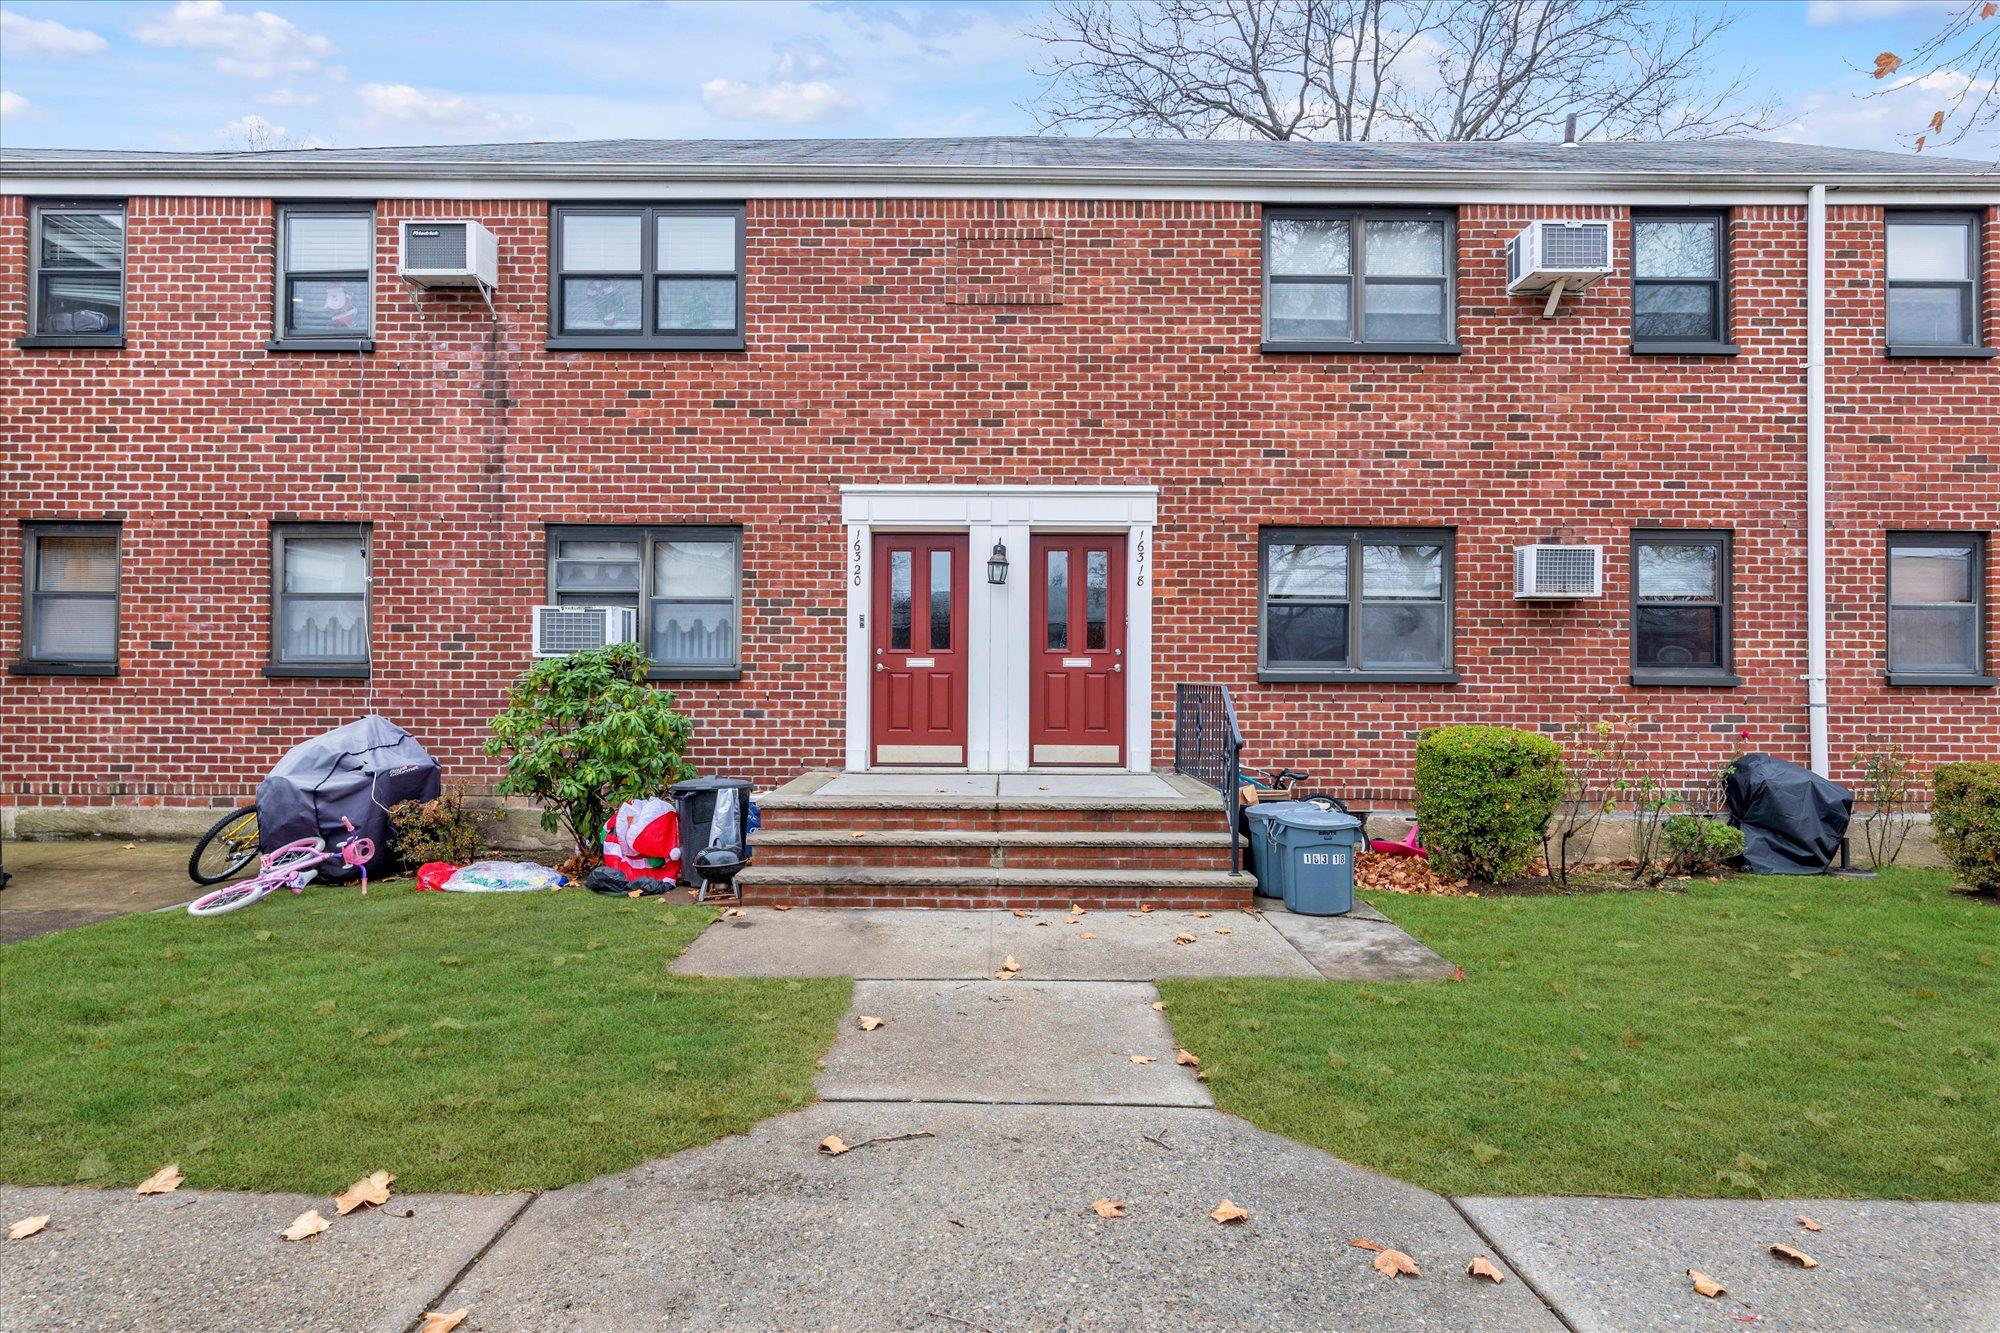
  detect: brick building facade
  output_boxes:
[2,139,1994,820]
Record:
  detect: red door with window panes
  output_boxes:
[870,534,969,766]
[1029,534,1126,766]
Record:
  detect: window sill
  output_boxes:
[1259,669,1461,685]
[263,663,371,679]
[16,334,124,350]
[545,335,746,353]
[1630,341,1739,357]
[1630,670,1742,688]
[647,667,742,683]
[266,338,374,354]
[1261,341,1462,357]
[10,661,118,677]
[1885,671,1996,688]
[1884,345,1997,359]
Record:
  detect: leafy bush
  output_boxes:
[1932,762,2000,896]
[388,787,484,866]
[1412,725,1565,882]
[1661,814,1744,876]
[486,643,696,864]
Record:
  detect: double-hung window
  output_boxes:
[275,204,374,348]
[1631,211,1733,353]
[17,522,120,674]
[1886,533,1990,685]
[1259,528,1456,682]
[24,200,125,347]
[1263,208,1457,353]
[1631,531,1736,685]
[1885,212,1989,355]
[547,525,743,678]
[270,524,371,675]
[549,205,745,350]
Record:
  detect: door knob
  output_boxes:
[1112,663,1123,673]
[874,662,884,672]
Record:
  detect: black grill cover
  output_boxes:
[1724,752,1853,874]
[257,716,441,880]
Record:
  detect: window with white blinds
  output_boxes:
[277,205,373,343]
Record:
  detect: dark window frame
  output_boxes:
[19,198,127,350]
[270,201,376,353]
[1885,530,1993,686]
[267,522,372,678]
[1257,526,1459,684]
[546,204,746,352]
[13,521,121,676]
[1630,529,1739,687]
[545,523,744,680]
[1884,209,1993,358]
[1630,209,1737,355]
[1261,207,1461,355]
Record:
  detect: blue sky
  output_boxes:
[1,1,1994,156]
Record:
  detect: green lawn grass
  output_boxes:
[1162,869,1998,1200]
[0,888,849,1194]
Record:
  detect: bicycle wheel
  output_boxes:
[188,805,260,885]
[187,879,272,916]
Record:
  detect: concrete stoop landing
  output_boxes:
[741,770,1253,909]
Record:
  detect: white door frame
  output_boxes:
[841,484,1158,774]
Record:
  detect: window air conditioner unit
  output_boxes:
[531,605,638,657]
[1515,545,1604,599]
[398,219,498,290]
[1506,220,1613,299]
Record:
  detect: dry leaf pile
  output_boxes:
[1356,852,1473,896]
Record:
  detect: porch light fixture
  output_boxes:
[986,540,1010,585]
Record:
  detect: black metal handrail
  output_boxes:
[1173,683,1245,875]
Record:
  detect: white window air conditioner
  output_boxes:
[1506,220,1612,313]
[1515,545,1604,599]
[531,605,638,658]
[398,219,498,290]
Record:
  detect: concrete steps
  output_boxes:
[734,866,1253,910]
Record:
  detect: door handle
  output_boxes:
[1112,663,1123,673]
[874,662,884,672]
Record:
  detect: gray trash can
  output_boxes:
[1251,801,1361,916]
[1242,803,1292,901]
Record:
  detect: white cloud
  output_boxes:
[0,89,35,119]
[1805,0,1959,27]
[134,0,333,80]
[700,77,856,124]
[344,82,536,138]
[0,9,108,57]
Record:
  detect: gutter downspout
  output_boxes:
[1806,184,1830,776]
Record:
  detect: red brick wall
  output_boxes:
[2,194,1993,809]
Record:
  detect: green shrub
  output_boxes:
[1412,725,1566,882]
[1661,814,1744,876]
[486,643,697,864]
[1932,762,2000,896]
[388,787,484,866]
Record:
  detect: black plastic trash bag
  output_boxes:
[1724,752,1853,874]
[257,716,441,881]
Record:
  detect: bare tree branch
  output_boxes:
[1859,0,2000,149]
[1027,0,1777,142]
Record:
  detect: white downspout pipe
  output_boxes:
[1806,185,1830,776]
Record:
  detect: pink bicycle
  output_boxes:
[186,818,374,916]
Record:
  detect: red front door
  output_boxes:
[870,534,969,766]
[1029,534,1127,767]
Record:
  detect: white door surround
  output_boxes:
[841,484,1158,774]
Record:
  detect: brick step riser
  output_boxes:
[735,885,1257,911]
[764,808,1221,834]
[750,845,1229,872]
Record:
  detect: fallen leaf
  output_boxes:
[995,955,1021,980]
[135,1163,183,1196]
[1176,1048,1200,1067]
[849,830,866,838]
[1063,916,1082,926]
[1796,1214,1822,1232]
[418,1310,469,1333]
[8,1215,50,1241]
[1769,1243,1817,1268]
[1079,931,1097,940]
[1468,1141,1504,1165]
[1071,902,1085,915]
[1194,910,1212,918]
[1348,1238,1387,1253]
[857,1015,885,1031]
[1173,932,1196,945]
[1373,1248,1421,1278]
[724,907,746,918]
[1150,1001,1166,1012]
[818,1136,850,1156]
[1872,51,1902,79]
[773,904,793,912]
[1214,927,1232,936]
[1090,1198,1126,1218]
[1012,909,1030,918]
[1129,1054,1156,1065]
[1689,1269,1728,1298]
[626,889,643,898]
[281,1209,330,1241]
[1035,920,1051,928]
[1209,1199,1248,1225]
[1139,903,1155,913]
[1466,1255,1505,1284]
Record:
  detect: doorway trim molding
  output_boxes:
[840,484,1158,773]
